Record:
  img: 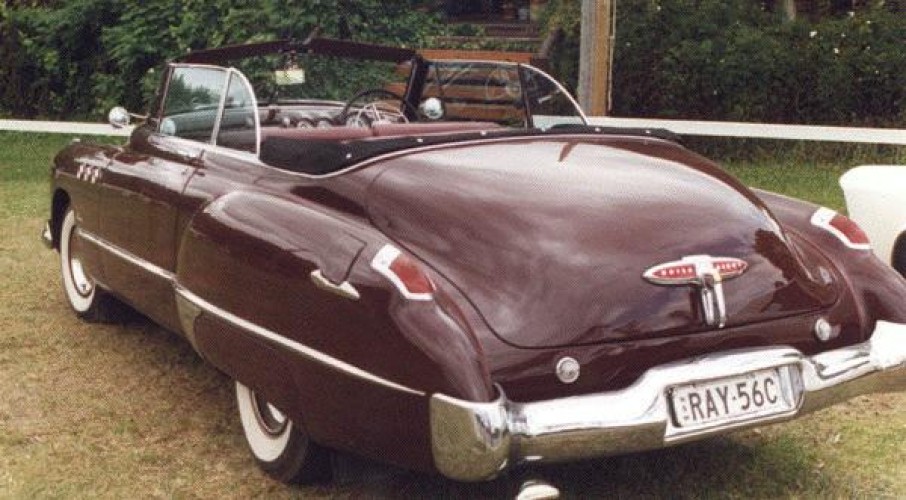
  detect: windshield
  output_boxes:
[157,39,591,163]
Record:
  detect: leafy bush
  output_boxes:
[0,0,441,119]
[541,0,905,126]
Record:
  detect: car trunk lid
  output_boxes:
[366,135,839,348]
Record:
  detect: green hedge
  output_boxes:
[2,1,904,127]
[0,0,440,120]
[542,0,905,127]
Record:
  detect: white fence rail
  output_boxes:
[0,119,132,137]
[1,118,905,145]
[588,117,906,145]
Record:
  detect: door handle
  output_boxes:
[310,269,360,300]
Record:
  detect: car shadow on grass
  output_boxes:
[108,316,835,499]
[343,436,834,499]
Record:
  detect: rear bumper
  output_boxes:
[430,321,906,482]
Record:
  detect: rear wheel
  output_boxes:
[60,208,121,322]
[235,381,331,484]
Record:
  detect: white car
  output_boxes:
[840,165,906,276]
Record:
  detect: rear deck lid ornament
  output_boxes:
[643,255,748,328]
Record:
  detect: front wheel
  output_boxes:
[235,381,331,484]
[60,207,120,321]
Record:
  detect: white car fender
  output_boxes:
[840,165,906,266]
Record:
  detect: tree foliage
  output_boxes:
[0,0,440,119]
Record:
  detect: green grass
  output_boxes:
[1,131,904,498]
[724,161,849,211]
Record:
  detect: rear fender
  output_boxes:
[173,190,492,469]
[757,188,906,329]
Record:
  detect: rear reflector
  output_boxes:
[371,245,435,301]
[810,207,871,250]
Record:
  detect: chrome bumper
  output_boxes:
[41,220,53,249]
[430,321,906,482]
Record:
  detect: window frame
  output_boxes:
[517,64,588,129]
[158,63,261,155]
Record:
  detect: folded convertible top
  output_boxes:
[259,125,680,176]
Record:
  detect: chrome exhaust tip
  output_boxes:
[516,479,560,500]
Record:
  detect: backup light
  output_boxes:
[371,244,435,301]
[810,207,871,250]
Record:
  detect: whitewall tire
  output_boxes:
[235,381,331,483]
[60,208,117,321]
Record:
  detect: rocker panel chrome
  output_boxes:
[41,220,54,249]
[73,227,422,398]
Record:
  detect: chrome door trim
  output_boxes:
[78,229,175,281]
[175,286,425,397]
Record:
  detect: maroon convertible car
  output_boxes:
[43,37,906,490]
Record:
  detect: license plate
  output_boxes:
[670,368,794,429]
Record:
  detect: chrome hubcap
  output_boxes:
[252,392,289,436]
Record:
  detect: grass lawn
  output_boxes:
[1,131,904,498]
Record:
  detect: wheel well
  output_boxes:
[893,231,906,278]
[51,189,70,250]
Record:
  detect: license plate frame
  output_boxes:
[669,367,797,431]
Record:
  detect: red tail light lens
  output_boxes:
[371,245,435,300]
[811,207,871,250]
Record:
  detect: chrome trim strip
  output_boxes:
[175,292,203,354]
[175,287,425,397]
[208,69,232,146]
[77,230,175,281]
[430,321,906,481]
[229,68,262,156]
[78,158,111,170]
[41,220,53,249]
[309,269,360,301]
[77,230,417,396]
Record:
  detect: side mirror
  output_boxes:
[419,97,445,121]
[108,106,131,129]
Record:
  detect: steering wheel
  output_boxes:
[337,88,418,127]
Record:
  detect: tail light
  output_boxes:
[811,207,871,250]
[371,244,435,301]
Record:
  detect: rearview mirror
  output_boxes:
[274,68,306,86]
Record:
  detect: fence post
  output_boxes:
[578,0,614,115]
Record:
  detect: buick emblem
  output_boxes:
[643,255,748,328]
